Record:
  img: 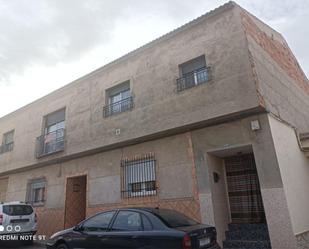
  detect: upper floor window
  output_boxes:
[176,55,211,92]
[121,153,156,198]
[26,178,46,206]
[0,130,14,154]
[103,81,133,117]
[36,108,65,157]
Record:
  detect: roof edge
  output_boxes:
[0,1,236,121]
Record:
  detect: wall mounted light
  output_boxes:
[213,172,220,183]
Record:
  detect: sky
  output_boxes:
[0,0,308,118]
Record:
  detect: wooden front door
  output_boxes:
[64,176,87,228]
[225,154,265,223]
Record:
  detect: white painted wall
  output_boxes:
[206,154,230,246]
[268,115,309,234]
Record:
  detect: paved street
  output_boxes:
[0,241,45,249]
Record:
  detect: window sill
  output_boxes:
[36,148,64,159]
[0,150,14,155]
[30,202,45,207]
[122,190,157,198]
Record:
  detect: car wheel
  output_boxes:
[57,243,69,249]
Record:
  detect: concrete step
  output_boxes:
[228,223,268,232]
[225,229,270,241]
[223,240,271,249]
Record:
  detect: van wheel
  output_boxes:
[57,243,68,249]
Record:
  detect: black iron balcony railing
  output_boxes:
[36,128,65,158]
[103,97,133,118]
[176,66,212,92]
[0,142,14,154]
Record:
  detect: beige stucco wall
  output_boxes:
[2,113,302,249]
[268,115,309,235]
[191,113,298,249]
[0,3,261,174]
[5,133,195,207]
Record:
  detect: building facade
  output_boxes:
[0,2,308,249]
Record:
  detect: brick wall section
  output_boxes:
[247,49,266,107]
[185,132,201,220]
[35,207,64,238]
[240,11,309,96]
[87,197,201,225]
[36,197,200,238]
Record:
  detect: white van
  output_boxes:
[0,201,37,238]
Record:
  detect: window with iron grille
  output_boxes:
[1,130,14,154]
[121,153,156,198]
[26,178,46,206]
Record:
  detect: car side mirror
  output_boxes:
[73,225,83,232]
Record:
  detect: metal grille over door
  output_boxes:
[225,154,265,223]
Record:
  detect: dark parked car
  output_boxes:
[46,207,220,249]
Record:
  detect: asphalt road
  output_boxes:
[0,241,46,249]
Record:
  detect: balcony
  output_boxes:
[0,142,14,154]
[176,66,212,92]
[103,97,133,117]
[36,129,65,158]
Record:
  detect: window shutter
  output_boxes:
[45,109,65,127]
[180,55,206,75]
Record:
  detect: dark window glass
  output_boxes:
[3,205,33,216]
[122,155,157,198]
[131,182,141,192]
[142,214,153,231]
[177,55,210,92]
[145,181,156,191]
[45,109,65,127]
[41,109,66,155]
[180,55,206,75]
[27,179,46,204]
[152,209,198,228]
[83,211,116,232]
[33,187,45,203]
[104,81,132,117]
[112,211,142,231]
[1,130,14,153]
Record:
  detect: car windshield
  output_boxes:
[152,209,199,228]
[3,205,33,216]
